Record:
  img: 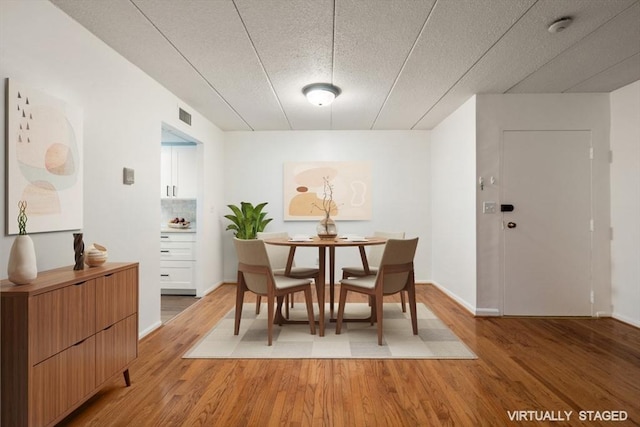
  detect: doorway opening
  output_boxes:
[160,122,201,318]
[161,295,199,323]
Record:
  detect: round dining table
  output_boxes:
[263,236,387,337]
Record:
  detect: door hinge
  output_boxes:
[590,219,594,232]
[590,290,594,304]
[589,147,594,160]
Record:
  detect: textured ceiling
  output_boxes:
[51,0,640,131]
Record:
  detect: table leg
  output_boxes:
[329,246,336,317]
[317,247,326,336]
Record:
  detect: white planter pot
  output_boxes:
[7,235,37,285]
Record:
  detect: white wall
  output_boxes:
[430,96,477,313]
[0,1,225,336]
[476,93,611,315]
[222,130,430,283]
[610,80,640,327]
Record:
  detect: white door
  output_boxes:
[502,130,592,316]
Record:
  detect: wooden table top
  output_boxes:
[263,236,387,247]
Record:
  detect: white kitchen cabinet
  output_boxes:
[160,231,196,293]
[160,145,197,199]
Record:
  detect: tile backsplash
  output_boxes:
[161,199,197,226]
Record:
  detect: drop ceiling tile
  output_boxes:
[51,0,640,131]
[567,52,640,92]
[51,0,251,131]
[132,0,289,130]
[509,2,640,93]
[234,0,334,130]
[413,0,636,129]
[331,0,435,130]
[373,0,536,130]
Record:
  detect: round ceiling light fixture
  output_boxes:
[548,17,573,33]
[303,83,341,107]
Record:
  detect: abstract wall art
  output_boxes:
[6,79,83,234]
[284,161,372,221]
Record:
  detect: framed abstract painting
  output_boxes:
[284,161,372,221]
[6,79,83,234]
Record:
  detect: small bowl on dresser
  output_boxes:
[85,243,108,267]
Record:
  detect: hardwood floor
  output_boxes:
[59,284,640,426]
[161,295,199,324]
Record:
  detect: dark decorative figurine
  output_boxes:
[73,233,84,270]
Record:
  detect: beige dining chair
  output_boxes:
[336,237,419,346]
[233,238,316,346]
[256,231,320,316]
[341,231,407,311]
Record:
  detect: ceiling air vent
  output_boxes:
[178,108,192,126]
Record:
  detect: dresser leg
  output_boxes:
[123,369,131,387]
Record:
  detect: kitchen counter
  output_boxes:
[161,226,196,233]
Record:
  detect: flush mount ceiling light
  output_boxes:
[303,83,341,107]
[548,17,573,33]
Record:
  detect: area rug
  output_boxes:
[183,303,476,359]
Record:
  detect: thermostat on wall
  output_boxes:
[123,167,135,185]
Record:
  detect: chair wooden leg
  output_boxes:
[369,297,376,325]
[276,296,285,326]
[234,276,245,336]
[255,296,261,314]
[335,286,348,335]
[400,291,406,312]
[284,294,290,319]
[375,294,384,345]
[408,286,418,336]
[267,294,275,346]
[303,287,316,335]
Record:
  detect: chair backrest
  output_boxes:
[376,237,418,294]
[256,231,291,270]
[233,238,274,294]
[368,231,406,267]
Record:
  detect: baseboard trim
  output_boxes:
[139,320,162,340]
[428,281,477,316]
[475,308,501,317]
[612,312,640,328]
[198,281,224,298]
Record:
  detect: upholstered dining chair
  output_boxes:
[256,231,320,316]
[233,238,316,346]
[341,231,407,311]
[336,237,419,346]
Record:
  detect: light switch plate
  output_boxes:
[483,201,496,214]
[123,167,135,185]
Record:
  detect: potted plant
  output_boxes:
[312,176,338,239]
[225,201,273,239]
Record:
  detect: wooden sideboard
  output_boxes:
[1,262,139,427]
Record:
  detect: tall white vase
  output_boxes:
[7,235,37,285]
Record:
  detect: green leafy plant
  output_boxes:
[225,202,272,239]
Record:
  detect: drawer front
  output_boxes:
[96,266,138,331]
[95,315,137,386]
[160,232,195,242]
[31,335,95,427]
[160,242,195,260]
[30,280,96,365]
[160,262,194,288]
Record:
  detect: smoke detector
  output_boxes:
[548,17,573,33]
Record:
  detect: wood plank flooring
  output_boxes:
[59,284,640,426]
[161,295,199,324]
